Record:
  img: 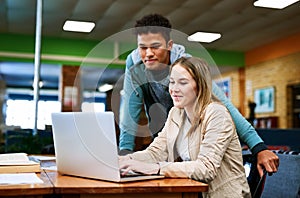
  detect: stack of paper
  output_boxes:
[0,153,41,173]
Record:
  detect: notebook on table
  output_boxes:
[51,111,164,182]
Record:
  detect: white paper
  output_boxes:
[0,161,38,166]
[0,153,29,161]
[0,173,44,185]
[0,153,39,166]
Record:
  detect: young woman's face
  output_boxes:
[169,64,197,110]
[137,33,172,70]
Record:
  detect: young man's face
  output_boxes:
[137,33,173,70]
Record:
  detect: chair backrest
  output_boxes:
[243,153,267,198]
[261,152,300,198]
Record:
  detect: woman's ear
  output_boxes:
[167,40,173,51]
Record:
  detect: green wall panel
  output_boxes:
[0,33,244,67]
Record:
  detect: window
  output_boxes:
[5,99,61,130]
[81,102,105,112]
[4,89,107,130]
[81,91,106,112]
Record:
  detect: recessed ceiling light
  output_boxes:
[253,0,299,9]
[63,20,95,33]
[187,32,221,43]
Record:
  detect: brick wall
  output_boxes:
[215,52,300,128]
[245,52,300,128]
[214,69,241,110]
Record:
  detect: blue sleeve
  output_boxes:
[212,82,264,150]
[118,54,144,151]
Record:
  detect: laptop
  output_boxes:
[51,111,164,182]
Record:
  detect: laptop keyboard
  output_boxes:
[120,169,145,177]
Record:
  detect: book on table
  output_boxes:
[0,153,41,173]
[28,155,56,168]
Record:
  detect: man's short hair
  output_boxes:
[134,13,172,41]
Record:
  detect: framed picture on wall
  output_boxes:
[254,86,275,113]
[214,77,231,100]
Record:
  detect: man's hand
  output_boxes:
[257,150,279,177]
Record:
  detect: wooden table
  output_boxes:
[0,168,208,198]
[0,171,53,197]
[45,170,208,198]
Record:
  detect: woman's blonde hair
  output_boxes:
[170,57,217,133]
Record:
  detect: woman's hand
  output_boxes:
[118,155,131,162]
[119,158,160,176]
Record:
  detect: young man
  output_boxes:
[118,13,279,176]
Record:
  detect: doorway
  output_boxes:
[290,84,300,128]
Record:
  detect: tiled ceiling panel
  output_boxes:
[0,0,299,51]
[0,0,300,89]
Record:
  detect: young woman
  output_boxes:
[119,57,250,197]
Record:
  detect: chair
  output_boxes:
[5,129,54,154]
[5,130,32,153]
[261,152,300,198]
[243,153,267,198]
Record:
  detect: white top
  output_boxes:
[176,116,191,161]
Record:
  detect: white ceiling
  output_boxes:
[0,0,299,90]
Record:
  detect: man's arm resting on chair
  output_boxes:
[212,82,279,177]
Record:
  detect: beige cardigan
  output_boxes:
[129,102,251,198]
